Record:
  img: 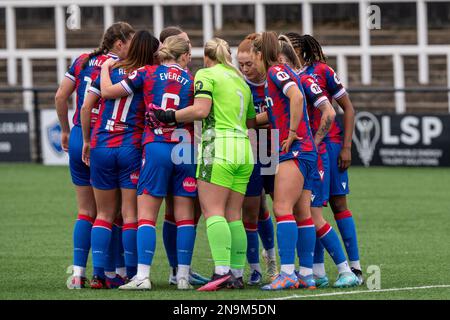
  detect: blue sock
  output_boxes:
[258,210,275,250]
[162,217,178,269]
[296,218,316,270]
[123,223,138,278]
[276,215,298,267]
[91,219,112,278]
[137,220,156,266]
[73,214,93,268]
[112,223,125,269]
[244,223,259,264]
[313,236,325,264]
[93,267,104,278]
[335,210,360,263]
[176,220,196,266]
[317,223,347,265]
[104,232,116,275]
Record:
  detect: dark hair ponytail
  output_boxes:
[285,32,327,65]
[82,21,135,69]
[115,30,160,73]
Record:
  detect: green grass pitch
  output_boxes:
[1,164,449,300]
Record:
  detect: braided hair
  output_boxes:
[82,21,135,69]
[284,32,327,65]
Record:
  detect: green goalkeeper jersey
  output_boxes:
[194,63,256,139]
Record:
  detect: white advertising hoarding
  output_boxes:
[40,109,74,165]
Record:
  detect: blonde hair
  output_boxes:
[157,35,190,63]
[204,37,243,78]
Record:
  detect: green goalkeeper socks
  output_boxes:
[206,215,231,267]
[228,220,247,270]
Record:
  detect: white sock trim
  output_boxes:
[313,263,326,278]
[73,266,85,277]
[116,267,126,278]
[137,264,150,280]
[299,267,313,277]
[250,263,262,274]
[280,264,295,275]
[231,268,244,278]
[267,248,276,259]
[350,260,361,270]
[215,266,230,275]
[337,261,352,274]
[177,265,190,281]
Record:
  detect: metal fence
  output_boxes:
[1,0,450,114]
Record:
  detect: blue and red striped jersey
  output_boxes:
[297,71,329,155]
[301,62,347,144]
[121,64,194,145]
[245,78,267,114]
[65,52,119,127]
[265,64,315,157]
[88,67,145,149]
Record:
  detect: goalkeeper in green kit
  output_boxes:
[149,37,256,291]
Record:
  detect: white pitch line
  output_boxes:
[264,285,450,300]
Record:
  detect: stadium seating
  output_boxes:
[0,2,449,112]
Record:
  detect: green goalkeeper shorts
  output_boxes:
[196,136,254,195]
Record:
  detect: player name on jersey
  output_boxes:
[159,72,190,86]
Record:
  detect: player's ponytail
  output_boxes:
[82,21,135,69]
[278,34,302,70]
[285,32,327,65]
[204,38,243,78]
[157,35,190,63]
[114,30,159,73]
[251,31,280,72]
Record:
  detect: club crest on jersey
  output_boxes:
[130,170,140,185]
[47,121,63,155]
[182,177,197,193]
[334,73,341,85]
[319,170,324,180]
[195,81,203,92]
[310,83,323,95]
[128,70,138,80]
[276,71,290,82]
